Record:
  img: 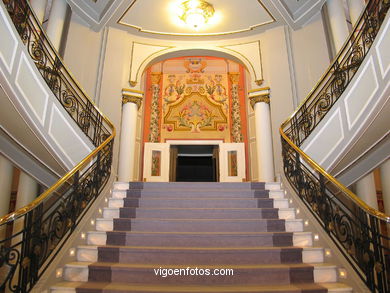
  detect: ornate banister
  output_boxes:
[280,0,389,292]
[0,1,115,292]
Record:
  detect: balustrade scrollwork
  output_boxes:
[281,0,390,292]
[0,0,115,292]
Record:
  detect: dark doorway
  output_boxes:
[170,145,218,182]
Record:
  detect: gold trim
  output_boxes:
[123,88,144,94]
[248,86,270,93]
[255,79,264,86]
[228,72,240,84]
[117,0,275,37]
[249,95,270,108]
[122,95,143,109]
[129,42,173,86]
[219,40,263,82]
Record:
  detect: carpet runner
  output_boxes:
[52,182,352,293]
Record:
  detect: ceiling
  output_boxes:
[117,0,275,36]
[67,0,326,39]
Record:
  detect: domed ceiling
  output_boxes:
[67,0,327,39]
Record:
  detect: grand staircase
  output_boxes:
[51,182,353,293]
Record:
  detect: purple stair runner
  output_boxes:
[75,182,328,293]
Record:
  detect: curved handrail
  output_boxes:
[0,1,115,292]
[280,0,389,292]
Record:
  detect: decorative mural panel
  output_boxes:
[228,150,238,176]
[151,150,161,176]
[143,57,248,143]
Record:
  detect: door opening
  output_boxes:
[170,145,219,182]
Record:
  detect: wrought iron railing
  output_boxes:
[280,0,390,292]
[0,0,115,292]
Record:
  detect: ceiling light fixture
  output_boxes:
[179,0,215,29]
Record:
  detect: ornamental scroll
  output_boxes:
[144,57,247,143]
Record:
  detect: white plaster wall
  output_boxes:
[0,3,93,171]
[302,13,390,172]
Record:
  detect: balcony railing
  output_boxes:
[280,0,390,292]
[0,0,115,292]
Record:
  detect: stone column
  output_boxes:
[355,172,378,210]
[117,89,143,182]
[347,0,365,26]
[0,155,13,217]
[249,87,275,182]
[380,159,390,215]
[45,0,68,51]
[326,0,350,51]
[29,0,48,24]
[0,155,14,239]
[15,171,39,210]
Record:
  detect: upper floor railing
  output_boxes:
[280,0,390,292]
[0,0,115,292]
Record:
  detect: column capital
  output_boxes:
[151,72,162,85]
[228,72,240,84]
[122,88,144,109]
[248,87,270,108]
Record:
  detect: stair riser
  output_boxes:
[103,208,295,220]
[52,286,352,293]
[113,182,267,190]
[119,208,281,219]
[86,266,314,285]
[77,246,324,264]
[63,265,337,284]
[108,198,289,209]
[112,219,287,232]
[96,248,303,265]
[105,233,294,247]
[112,190,285,200]
[95,219,303,233]
[86,231,312,248]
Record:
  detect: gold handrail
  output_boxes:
[279,127,390,222]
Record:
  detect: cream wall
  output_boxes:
[262,26,295,177]
[63,13,103,100]
[289,13,330,104]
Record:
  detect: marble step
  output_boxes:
[113,182,271,191]
[102,207,295,220]
[108,197,289,209]
[87,231,313,247]
[63,262,338,284]
[76,245,324,264]
[111,189,285,199]
[95,218,304,233]
[51,281,353,293]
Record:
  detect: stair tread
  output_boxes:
[66,261,335,269]
[100,218,297,221]
[104,231,299,235]
[79,245,318,251]
[111,207,293,210]
[81,245,307,249]
[53,281,352,292]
